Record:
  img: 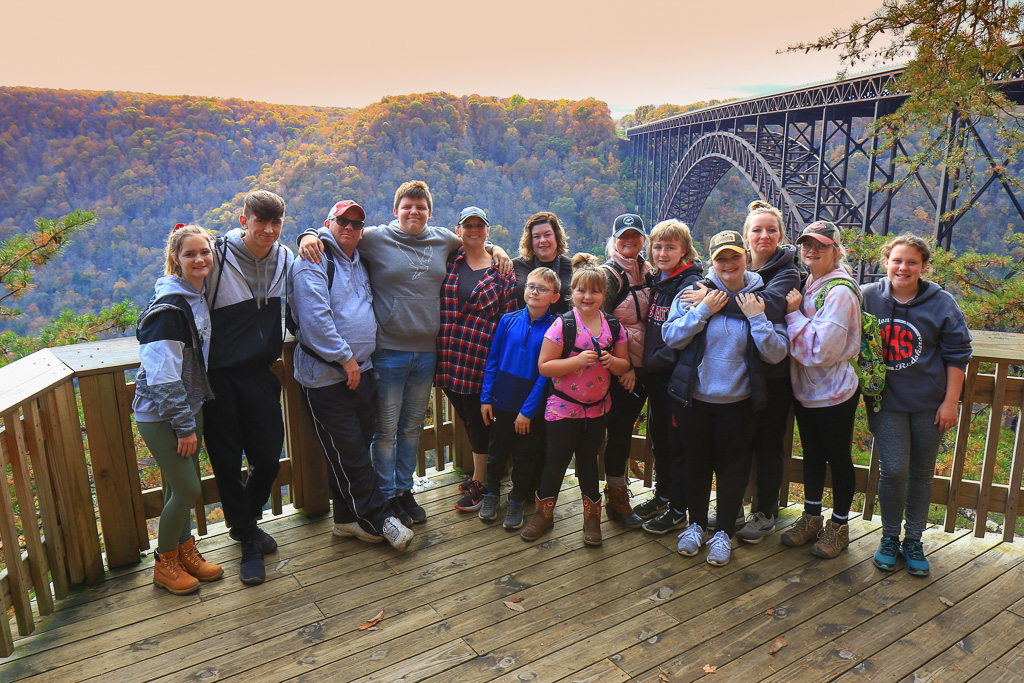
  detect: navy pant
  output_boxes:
[484,407,546,503]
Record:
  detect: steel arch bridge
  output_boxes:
[627,62,1024,248]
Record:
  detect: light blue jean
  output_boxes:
[370,349,437,499]
[868,409,945,541]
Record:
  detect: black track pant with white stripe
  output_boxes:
[302,373,393,535]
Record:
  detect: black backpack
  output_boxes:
[548,309,623,409]
[285,248,347,372]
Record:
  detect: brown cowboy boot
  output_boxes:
[583,495,603,546]
[521,494,556,542]
[153,548,200,595]
[604,481,642,528]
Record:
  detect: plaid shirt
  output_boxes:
[436,249,517,394]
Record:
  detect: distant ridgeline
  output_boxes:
[0,88,630,334]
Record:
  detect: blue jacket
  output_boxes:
[480,308,555,419]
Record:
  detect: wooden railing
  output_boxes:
[0,330,1022,656]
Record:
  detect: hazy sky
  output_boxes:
[5,0,886,118]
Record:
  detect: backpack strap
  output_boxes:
[208,236,229,310]
[558,310,621,359]
[814,278,861,310]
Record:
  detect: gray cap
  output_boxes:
[458,206,489,226]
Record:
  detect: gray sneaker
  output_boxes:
[382,517,414,551]
[332,522,384,543]
[735,512,776,544]
[677,524,707,556]
[706,530,733,566]
[479,494,500,521]
[707,506,746,531]
[503,499,525,530]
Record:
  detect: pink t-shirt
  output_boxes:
[544,309,628,421]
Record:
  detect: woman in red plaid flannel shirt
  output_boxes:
[437,207,517,511]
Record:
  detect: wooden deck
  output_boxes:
[4,472,1024,683]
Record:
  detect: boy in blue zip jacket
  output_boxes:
[478,267,562,529]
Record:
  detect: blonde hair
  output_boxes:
[165,224,212,277]
[519,212,568,260]
[650,219,697,264]
[743,200,787,244]
[569,253,606,294]
[881,233,932,267]
[528,266,560,293]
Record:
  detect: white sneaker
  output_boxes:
[382,517,414,551]
[706,530,733,566]
[332,522,383,543]
[677,524,707,556]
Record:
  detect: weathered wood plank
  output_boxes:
[971,638,1024,683]
[280,344,330,516]
[0,349,74,413]
[47,336,140,377]
[945,358,979,532]
[554,658,631,683]
[1002,405,1024,542]
[0,413,35,637]
[970,371,1024,407]
[969,330,1024,363]
[862,439,880,521]
[22,400,70,600]
[898,609,1024,683]
[975,362,1008,537]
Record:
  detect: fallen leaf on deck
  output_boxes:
[939,596,955,607]
[702,664,717,673]
[359,610,384,630]
[658,669,671,682]
[509,597,524,603]
[769,636,788,654]
[765,608,775,615]
[365,626,378,631]
[504,600,526,612]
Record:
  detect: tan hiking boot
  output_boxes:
[582,495,603,546]
[154,549,200,595]
[521,494,556,542]
[178,537,224,582]
[812,521,849,559]
[780,513,824,547]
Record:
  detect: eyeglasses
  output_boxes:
[800,241,829,252]
[524,283,551,295]
[335,216,365,230]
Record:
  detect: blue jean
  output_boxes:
[370,349,437,498]
[868,409,944,541]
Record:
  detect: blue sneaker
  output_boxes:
[901,539,930,576]
[873,536,901,572]
[677,524,707,556]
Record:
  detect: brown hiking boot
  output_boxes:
[178,537,224,582]
[603,483,642,529]
[583,495,603,546]
[521,494,556,542]
[812,521,849,559]
[154,549,200,595]
[780,513,824,547]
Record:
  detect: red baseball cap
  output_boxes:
[324,200,366,226]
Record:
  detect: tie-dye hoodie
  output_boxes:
[786,266,861,408]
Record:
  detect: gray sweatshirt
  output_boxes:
[287,228,377,388]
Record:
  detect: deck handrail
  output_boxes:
[0,329,1022,656]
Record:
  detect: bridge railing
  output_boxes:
[1,330,1023,656]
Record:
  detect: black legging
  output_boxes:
[794,391,859,518]
[537,415,608,501]
[749,377,794,517]
[603,378,649,478]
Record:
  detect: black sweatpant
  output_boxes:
[794,391,859,519]
[645,375,677,502]
[672,399,757,537]
[749,376,794,517]
[204,367,284,539]
[603,378,649,478]
[302,374,393,534]
[484,407,546,503]
[537,416,608,501]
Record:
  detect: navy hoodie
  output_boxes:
[642,259,704,374]
[861,278,972,413]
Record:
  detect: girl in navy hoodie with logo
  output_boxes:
[862,234,972,577]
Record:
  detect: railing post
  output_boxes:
[280,345,330,517]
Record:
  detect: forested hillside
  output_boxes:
[0,88,629,335]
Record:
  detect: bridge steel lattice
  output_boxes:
[627,61,1024,249]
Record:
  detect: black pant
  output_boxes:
[204,367,284,539]
[443,389,490,454]
[603,378,649,478]
[302,375,392,534]
[673,399,757,537]
[537,416,608,501]
[794,391,859,518]
[749,377,794,517]
[484,407,546,502]
[645,375,677,501]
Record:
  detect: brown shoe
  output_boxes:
[178,537,224,582]
[811,521,849,559]
[154,549,200,595]
[521,494,556,542]
[603,483,642,529]
[781,513,824,547]
[583,495,603,546]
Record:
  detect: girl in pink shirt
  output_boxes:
[521,255,630,547]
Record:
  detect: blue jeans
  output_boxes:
[370,349,437,498]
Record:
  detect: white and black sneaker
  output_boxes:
[642,508,688,535]
[382,517,414,551]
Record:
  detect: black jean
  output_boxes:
[603,378,649,478]
[484,407,546,502]
[794,391,860,518]
[645,374,677,501]
[672,399,757,537]
[537,415,608,501]
[204,367,283,539]
[749,376,794,517]
[302,374,393,534]
[443,389,490,454]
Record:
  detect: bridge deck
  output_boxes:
[4,472,1024,682]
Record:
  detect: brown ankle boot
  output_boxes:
[583,495,603,546]
[521,494,556,542]
[781,513,824,547]
[154,549,200,595]
[178,536,224,582]
[604,482,642,529]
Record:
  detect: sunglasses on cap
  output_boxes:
[334,216,365,230]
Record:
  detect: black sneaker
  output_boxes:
[633,496,668,520]
[389,497,414,527]
[397,490,427,524]
[642,509,688,535]
[455,480,485,511]
[230,527,278,555]
[239,539,265,585]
